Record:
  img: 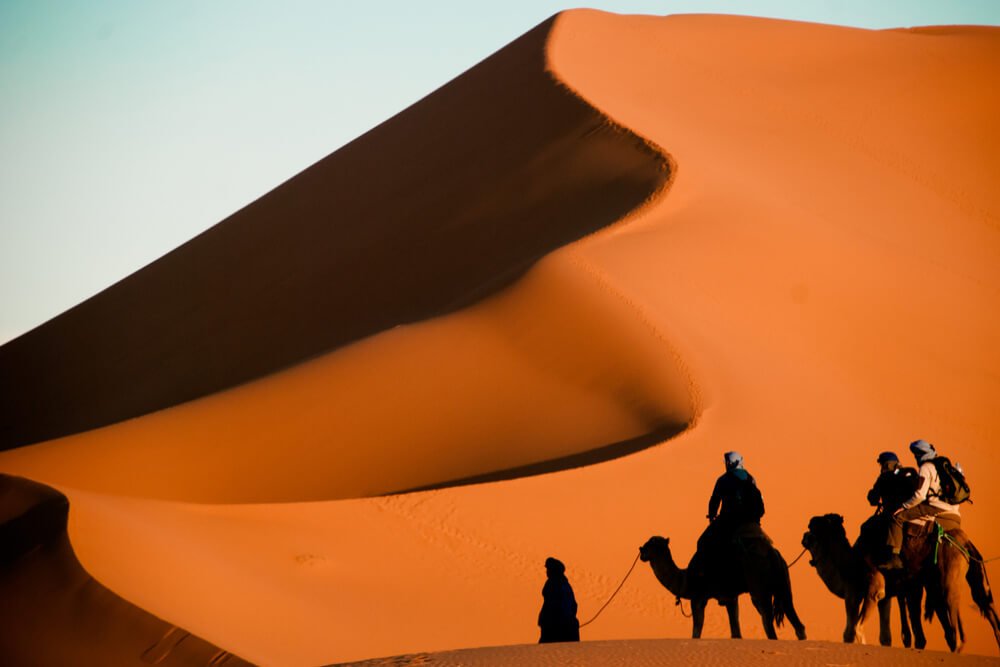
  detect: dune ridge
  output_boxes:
[0,475,251,666]
[0,14,670,451]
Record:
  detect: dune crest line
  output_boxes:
[0,12,698,504]
[1,13,675,452]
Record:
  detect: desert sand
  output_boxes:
[332,639,1000,666]
[0,9,998,666]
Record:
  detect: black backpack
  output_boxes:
[740,479,765,521]
[931,456,971,505]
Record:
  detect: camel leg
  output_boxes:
[940,549,967,653]
[690,598,707,639]
[774,588,807,640]
[723,598,742,639]
[906,584,926,649]
[877,596,892,647]
[894,594,911,648]
[781,598,807,640]
[964,543,1000,651]
[752,594,777,640]
[843,595,863,644]
[857,592,879,646]
[981,604,1000,653]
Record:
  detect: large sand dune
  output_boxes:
[1,9,998,666]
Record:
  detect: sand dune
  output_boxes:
[0,475,250,665]
[0,15,667,451]
[0,9,998,666]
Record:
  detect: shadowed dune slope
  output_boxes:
[0,475,251,666]
[0,14,668,450]
[0,13,693,503]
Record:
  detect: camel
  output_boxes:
[801,513,925,647]
[803,513,1000,653]
[639,533,807,640]
[909,520,1000,653]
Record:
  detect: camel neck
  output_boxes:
[810,537,855,600]
[650,550,689,599]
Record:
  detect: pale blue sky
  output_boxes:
[2,1,998,344]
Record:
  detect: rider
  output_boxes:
[696,452,765,561]
[883,440,961,570]
[708,451,764,527]
[860,451,918,560]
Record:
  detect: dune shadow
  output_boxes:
[396,422,686,494]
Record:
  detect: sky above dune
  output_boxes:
[2,0,998,345]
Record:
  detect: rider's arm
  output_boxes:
[900,463,932,510]
[707,477,723,520]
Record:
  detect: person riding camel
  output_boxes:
[858,451,919,561]
[867,452,920,514]
[708,451,764,526]
[694,452,765,567]
[883,440,961,570]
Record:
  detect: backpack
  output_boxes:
[931,456,971,505]
[740,479,765,521]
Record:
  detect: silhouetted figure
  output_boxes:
[858,451,919,561]
[691,451,765,582]
[884,439,962,570]
[538,557,580,643]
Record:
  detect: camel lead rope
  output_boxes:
[579,553,641,629]
[786,547,808,568]
[675,596,693,618]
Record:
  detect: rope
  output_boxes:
[578,552,641,629]
[786,547,808,569]
[675,596,693,618]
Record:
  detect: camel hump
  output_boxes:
[735,522,773,546]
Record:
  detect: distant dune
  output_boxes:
[0,475,250,665]
[0,9,998,666]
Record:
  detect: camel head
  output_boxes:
[639,536,670,563]
[802,513,848,562]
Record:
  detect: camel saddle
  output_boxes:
[903,513,961,538]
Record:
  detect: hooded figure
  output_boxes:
[859,451,919,560]
[882,439,961,570]
[866,451,920,514]
[708,451,764,524]
[690,452,765,580]
[538,557,580,643]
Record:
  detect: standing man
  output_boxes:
[538,557,580,643]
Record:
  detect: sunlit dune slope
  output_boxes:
[0,9,998,666]
[0,475,251,666]
[0,14,668,450]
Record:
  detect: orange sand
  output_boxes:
[336,639,1000,666]
[1,10,998,666]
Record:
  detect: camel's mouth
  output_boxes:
[638,547,650,562]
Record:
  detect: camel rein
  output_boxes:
[578,552,641,629]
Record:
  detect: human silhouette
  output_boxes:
[538,557,580,643]
[689,451,765,582]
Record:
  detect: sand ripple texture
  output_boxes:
[334,639,1000,666]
